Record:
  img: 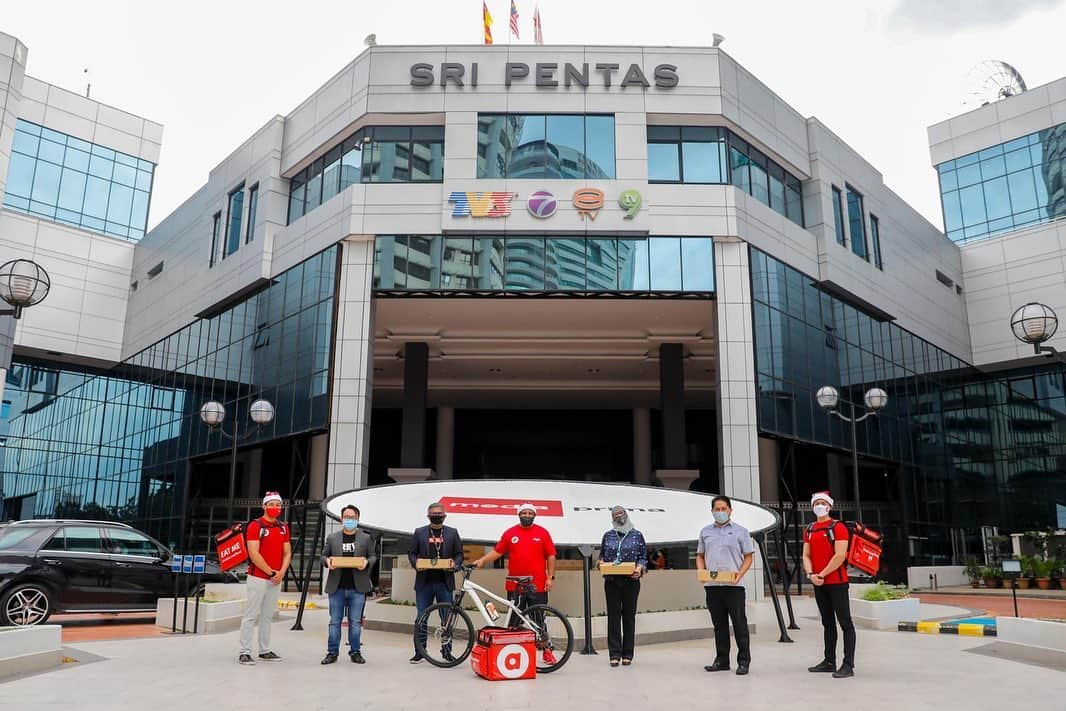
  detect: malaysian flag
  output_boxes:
[510,1,520,39]
[533,4,543,45]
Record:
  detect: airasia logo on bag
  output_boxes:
[438,497,564,517]
[494,644,531,679]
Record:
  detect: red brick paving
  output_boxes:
[916,593,1066,619]
[55,614,165,643]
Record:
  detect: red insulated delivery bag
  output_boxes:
[471,627,537,681]
[214,523,249,571]
[806,520,884,577]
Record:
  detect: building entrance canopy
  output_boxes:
[323,480,778,546]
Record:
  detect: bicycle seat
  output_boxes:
[506,575,534,583]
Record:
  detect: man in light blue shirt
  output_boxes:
[696,495,754,675]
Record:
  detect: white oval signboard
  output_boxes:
[323,480,778,546]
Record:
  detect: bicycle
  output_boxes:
[413,564,574,673]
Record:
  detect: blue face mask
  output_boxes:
[343,519,359,531]
[712,511,730,524]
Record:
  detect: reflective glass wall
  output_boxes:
[0,248,338,544]
[477,114,615,179]
[646,126,804,227]
[288,126,444,223]
[937,122,1066,243]
[3,119,155,241]
[373,235,714,293]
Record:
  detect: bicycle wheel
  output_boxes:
[524,604,574,673]
[413,603,475,668]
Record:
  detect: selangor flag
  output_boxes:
[483,2,494,45]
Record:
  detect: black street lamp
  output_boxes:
[815,385,888,522]
[1010,302,1059,357]
[199,398,275,526]
[0,259,51,319]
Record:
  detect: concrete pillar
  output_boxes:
[632,407,651,484]
[659,343,686,469]
[310,433,329,498]
[326,237,375,493]
[758,437,779,505]
[713,239,762,599]
[0,34,29,200]
[435,406,455,479]
[401,342,429,469]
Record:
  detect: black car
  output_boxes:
[0,519,238,626]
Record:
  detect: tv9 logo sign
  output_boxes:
[494,643,531,679]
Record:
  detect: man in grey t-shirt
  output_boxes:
[696,495,754,675]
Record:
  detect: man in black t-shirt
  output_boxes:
[408,501,464,663]
[321,505,376,665]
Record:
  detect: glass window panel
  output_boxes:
[477,115,510,179]
[30,160,61,205]
[12,129,39,156]
[88,154,113,179]
[112,162,137,188]
[749,150,769,205]
[472,237,504,289]
[648,126,680,141]
[617,238,650,290]
[341,144,363,188]
[870,214,883,269]
[768,164,786,213]
[321,148,341,202]
[411,140,444,181]
[1033,166,1049,209]
[942,191,963,232]
[956,161,982,188]
[729,137,750,194]
[305,164,322,208]
[649,237,682,290]
[58,168,87,212]
[225,187,244,257]
[135,169,153,192]
[106,183,134,224]
[5,151,35,197]
[1005,148,1032,173]
[505,237,545,289]
[245,186,258,243]
[982,176,1011,220]
[939,169,958,192]
[545,238,586,290]
[681,238,714,291]
[682,141,725,183]
[1006,169,1038,214]
[980,155,1006,180]
[584,115,615,179]
[91,144,116,160]
[832,186,846,245]
[38,138,65,165]
[441,237,475,289]
[785,176,803,225]
[65,148,90,173]
[585,239,617,290]
[288,178,306,222]
[846,187,867,259]
[958,183,987,227]
[508,115,547,178]
[647,143,681,181]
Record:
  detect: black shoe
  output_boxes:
[238,654,255,665]
[736,664,749,676]
[833,663,854,678]
[258,651,281,661]
[321,654,338,665]
[409,654,424,664]
[704,662,730,672]
[808,660,836,673]
[350,652,366,664]
[442,649,456,662]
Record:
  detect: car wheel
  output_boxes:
[0,582,55,626]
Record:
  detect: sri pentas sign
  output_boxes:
[323,480,778,546]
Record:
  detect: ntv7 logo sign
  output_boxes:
[449,191,516,217]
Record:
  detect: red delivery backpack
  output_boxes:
[470,627,537,681]
[214,523,249,571]
[806,520,883,577]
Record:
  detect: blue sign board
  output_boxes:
[171,555,183,572]
[193,555,206,574]
[181,556,193,573]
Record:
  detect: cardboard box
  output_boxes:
[599,562,637,576]
[416,558,455,571]
[698,569,738,583]
[332,556,367,570]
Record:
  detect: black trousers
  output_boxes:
[814,583,856,667]
[604,577,641,659]
[705,585,750,666]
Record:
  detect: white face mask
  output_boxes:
[812,504,830,517]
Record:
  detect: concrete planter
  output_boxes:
[0,625,63,679]
[994,617,1066,667]
[850,596,921,630]
[155,598,248,634]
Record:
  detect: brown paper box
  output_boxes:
[600,562,637,576]
[332,556,367,569]
[416,558,455,571]
[698,569,738,583]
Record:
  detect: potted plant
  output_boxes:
[992,567,1005,589]
[982,566,998,589]
[964,558,983,588]
[1016,555,1035,589]
[1033,558,1057,590]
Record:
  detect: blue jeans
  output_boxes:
[327,587,367,655]
[414,581,453,654]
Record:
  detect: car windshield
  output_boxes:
[0,526,43,550]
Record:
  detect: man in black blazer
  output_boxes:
[408,501,464,663]
[321,505,376,665]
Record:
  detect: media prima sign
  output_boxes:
[410,61,679,89]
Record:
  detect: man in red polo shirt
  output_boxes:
[238,491,292,665]
[474,502,557,663]
[802,491,855,679]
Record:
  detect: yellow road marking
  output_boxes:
[916,621,940,634]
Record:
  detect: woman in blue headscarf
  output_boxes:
[598,505,647,667]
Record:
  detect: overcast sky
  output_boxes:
[4,0,1065,231]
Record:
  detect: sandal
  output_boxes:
[610,658,620,667]
[622,658,632,666]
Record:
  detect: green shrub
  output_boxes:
[860,582,910,601]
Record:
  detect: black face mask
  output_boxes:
[519,516,535,527]
[428,514,446,526]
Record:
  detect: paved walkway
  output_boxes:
[4,597,1061,710]
[915,593,1066,620]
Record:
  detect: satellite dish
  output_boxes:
[364,34,377,47]
[964,60,1027,108]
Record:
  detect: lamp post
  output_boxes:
[1010,302,1059,357]
[815,385,888,522]
[199,398,275,526]
[0,258,51,320]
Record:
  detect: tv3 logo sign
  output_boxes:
[438,497,564,516]
[448,191,516,217]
